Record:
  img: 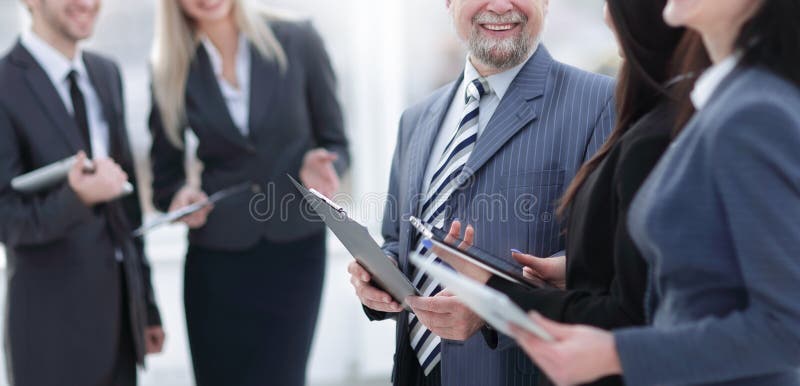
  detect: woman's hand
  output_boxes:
[429,220,492,284]
[512,252,567,290]
[145,326,166,354]
[510,313,622,386]
[300,148,340,198]
[169,186,213,229]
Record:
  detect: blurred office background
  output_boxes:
[0,1,616,385]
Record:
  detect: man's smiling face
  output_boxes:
[447,0,548,71]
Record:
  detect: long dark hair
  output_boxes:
[558,0,708,217]
[735,1,800,86]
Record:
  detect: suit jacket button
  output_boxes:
[251,184,263,194]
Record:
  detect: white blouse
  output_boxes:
[201,33,252,136]
[690,53,741,110]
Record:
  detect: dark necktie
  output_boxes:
[67,71,128,262]
[67,70,93,158]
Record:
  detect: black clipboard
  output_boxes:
[288,175,419,309]
[409,216,554,289]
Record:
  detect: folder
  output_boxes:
[289,175,419,310]
[409,252,554,340]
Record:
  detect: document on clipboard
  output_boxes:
[131,182,252,237]
[409,216,554,289]
[409,252,554,340]
[288,175,419,310]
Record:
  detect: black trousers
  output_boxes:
[111,262,137,386]
[185,233,326,386]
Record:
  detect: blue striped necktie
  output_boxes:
[409,77,492,376]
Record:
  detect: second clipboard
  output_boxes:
[409,216,555,289]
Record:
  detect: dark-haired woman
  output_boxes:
[430,1,705,385]
[510,1,800,385]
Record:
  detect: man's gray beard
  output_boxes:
[469,29,534,71]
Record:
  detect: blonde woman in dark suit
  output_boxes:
[148,1,349,384]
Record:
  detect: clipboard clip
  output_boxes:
[409,216,434,239]
[309,188,347,216]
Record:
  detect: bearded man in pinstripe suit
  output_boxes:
[347,0,615,384]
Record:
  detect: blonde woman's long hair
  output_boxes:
[150,0,288,147]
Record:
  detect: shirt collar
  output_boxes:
[200,33,248,78]
[463,45,537,101]
[690,52,741,109]
[20,29,86,84]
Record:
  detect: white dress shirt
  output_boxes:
[691,53,741,110]
[21,30,123,261]
[420,49,536,196]
[201,33,251,136]
[20,30,111,159]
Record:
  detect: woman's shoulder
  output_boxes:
[731,66,800,100]
[268,18,310,34]
[709,67,800,126]
[262,16,329,63]
[610,101,676,197]
[702,67,800,167]
[261,11,316,42]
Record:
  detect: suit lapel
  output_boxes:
[186,45,252,149]
[83,55,125,161]
[12,42,84,153]
[84,55,116,130]
[461,47,553,182]
[407,77,463,206]
[247,44,278,139]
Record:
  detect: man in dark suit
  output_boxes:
[348,0,614,385]
[0,1,163,385]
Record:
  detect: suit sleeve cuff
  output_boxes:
[147,305,162,327]
[486,274,508,291]
[363,304,398,321]
[614,327,664,386]
[487,275,567,321]
[480,324,499,349]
